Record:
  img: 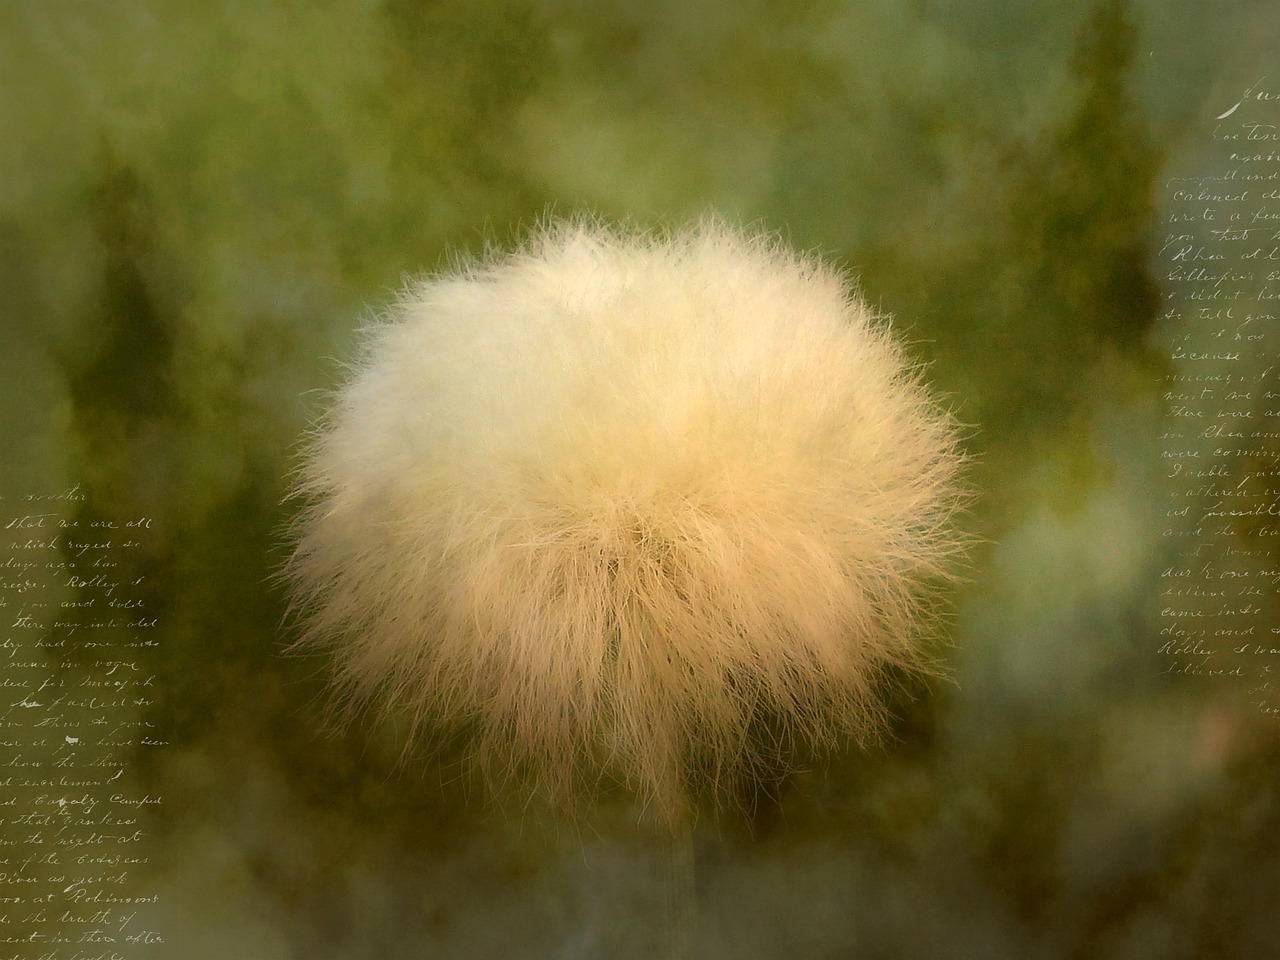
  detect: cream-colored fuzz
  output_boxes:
[284,220,965,824]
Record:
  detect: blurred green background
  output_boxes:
[3,0,1280,957]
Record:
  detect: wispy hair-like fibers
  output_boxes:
[282,219,967,826]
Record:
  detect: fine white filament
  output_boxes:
[283,219,966,825]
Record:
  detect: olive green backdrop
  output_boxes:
[2,1,1278,957]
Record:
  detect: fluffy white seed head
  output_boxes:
[283,219,966,825]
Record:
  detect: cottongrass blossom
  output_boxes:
[283,219,967,826]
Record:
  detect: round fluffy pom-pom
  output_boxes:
[284,219,966,823]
